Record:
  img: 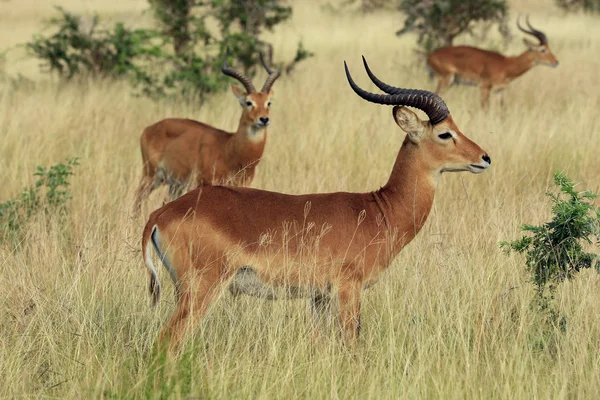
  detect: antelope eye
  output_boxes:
[267,102,271,107]
[246,101,253,107]
[540,48,547,54]
[438,132,453,140]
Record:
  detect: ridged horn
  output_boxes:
[517,15,548,45]
[222,48,256,93]
[345,59,450,126]
[259,52,281,93]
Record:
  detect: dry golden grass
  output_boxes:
[1,0,600,398]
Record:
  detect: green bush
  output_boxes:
[24,2,312,101]
[396,0,509,52]
[501,172,599,290]
[501,171,600,336]
[25,7,160,80]
[0,158,80,241]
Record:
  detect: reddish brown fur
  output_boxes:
[132,87,274,216]
[141,106,491,351]
[428,40,558,107]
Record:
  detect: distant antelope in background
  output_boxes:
[132,52,280,216]
[427,16,558,107]
[141,57,491,351]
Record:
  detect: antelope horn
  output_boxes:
[362,56,410,96]
[344,59,449,126]
[260,52,280,93]
[222,48,256,93]
[517,15,548,45]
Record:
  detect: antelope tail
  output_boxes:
[142,222,180,306]
[142,224,161,306]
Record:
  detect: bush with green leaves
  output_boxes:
[396,0,509,52]
[501,171,600,335]
[0,158,79,241]
[26,7,160,80]
[25,2,312,101]
[556,0,600,13]
[501,171,599,290]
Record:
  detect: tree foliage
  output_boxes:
[555,0,600,12]
[396,0,509,52]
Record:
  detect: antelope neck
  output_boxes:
[373,138,436,238]
[228,117,266,161]
[505,51,536,80]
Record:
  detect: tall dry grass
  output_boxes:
[1,0,600,398]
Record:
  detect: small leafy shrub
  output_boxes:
[26,7,160,80]
[0,158,80,241]
[396,0,509,52]
[501,171,600,339]
[556,0,600,13]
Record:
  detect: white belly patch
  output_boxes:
[228,267,322,300]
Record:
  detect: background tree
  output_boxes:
[211,0,311,75]
[396,0,509,52]
[555,0,600,13]
[148,0,199,57]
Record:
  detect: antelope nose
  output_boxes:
[482,154,491,164]
[260,117,270,125]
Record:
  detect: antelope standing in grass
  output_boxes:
[427,16,558,107]
[141,57,491,351]
[132,53,280,216]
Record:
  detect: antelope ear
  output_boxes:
[231,85,247,104]
[393,106,426,143]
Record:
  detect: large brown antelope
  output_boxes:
[141,57,491,351]
[427,16,558,107]
[132,53,281,216]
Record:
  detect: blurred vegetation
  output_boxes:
[396,0,509,52]
[556,0,600,12]
[24,1,312,101]
[336,0,389,13]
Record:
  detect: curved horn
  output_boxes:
[222,48,256,93]
[362,56,410,96]
[259,52,281,93]
[344,60,449,125]
[517,15,548,45]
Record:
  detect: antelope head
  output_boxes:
[517,16,559,67]
[345,57,491,175]
[222,52,281,131]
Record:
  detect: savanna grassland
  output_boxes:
[1,0,600,398]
